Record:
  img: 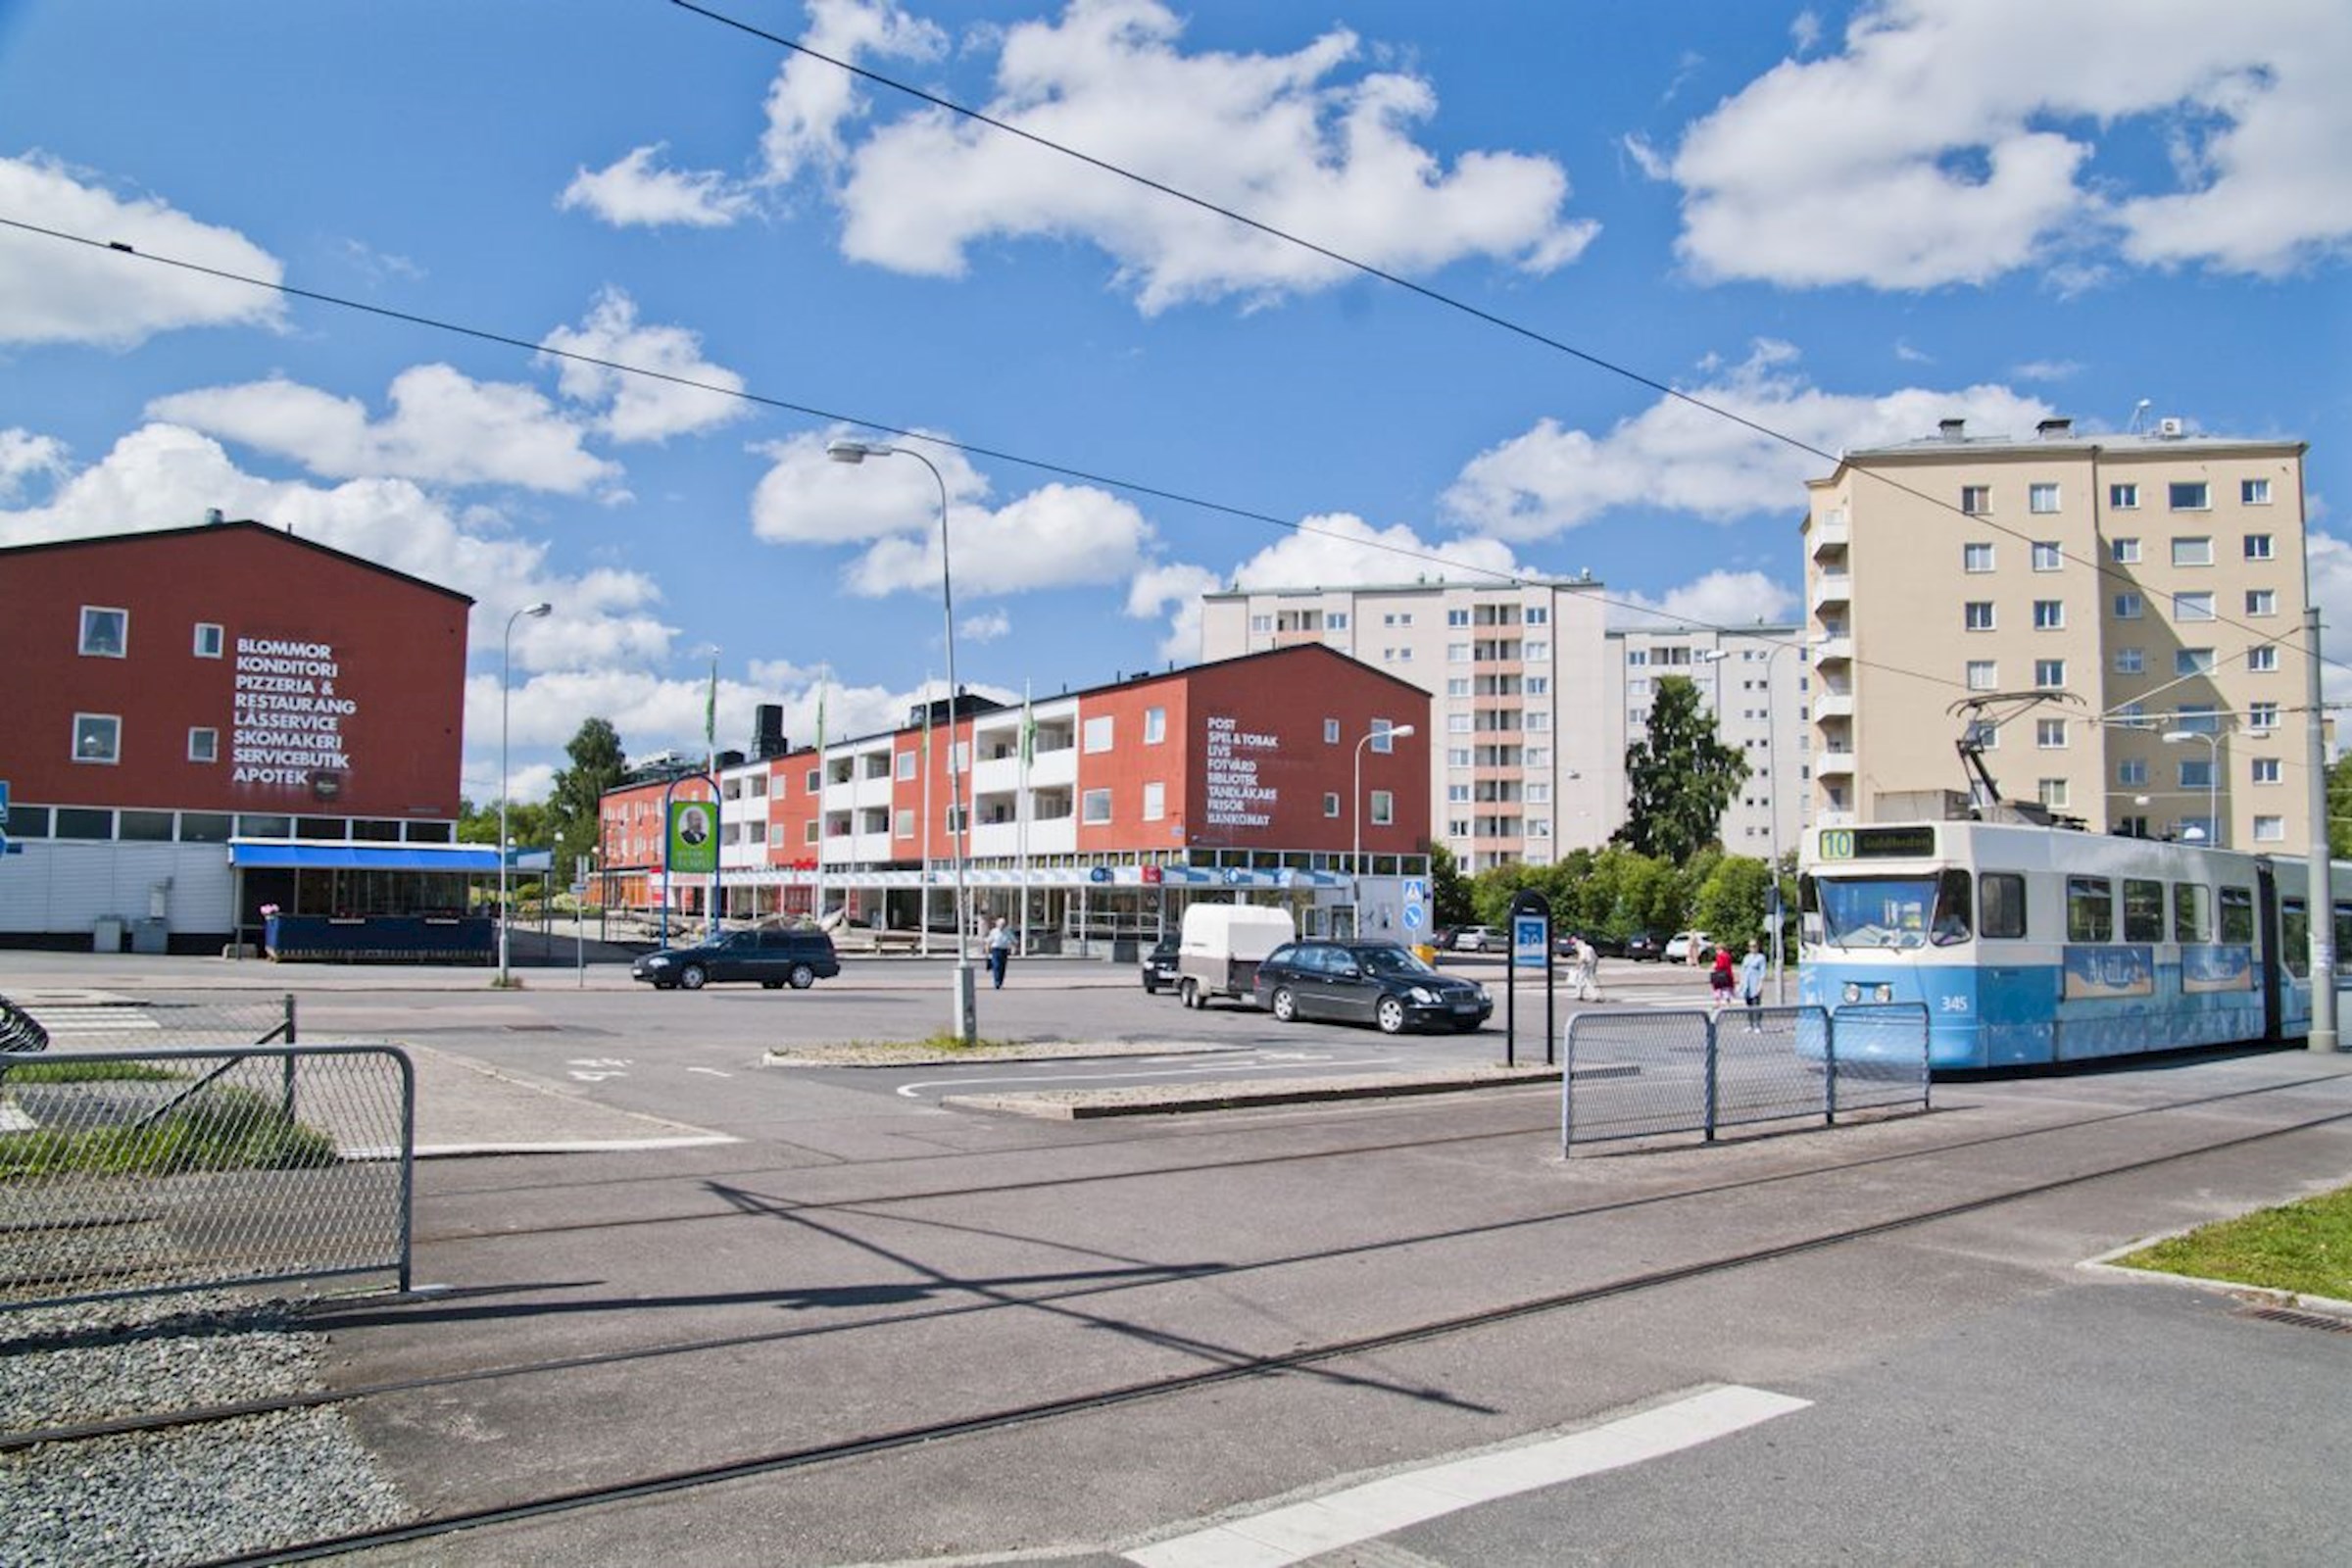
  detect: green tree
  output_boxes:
[1427,841,1476,928]
[548,717,627,872]
[2330,757,2352,859]
[456,797,551,848]
[1619,676,1750,865]
[1691,855,1774,950]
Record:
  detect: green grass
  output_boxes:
[2112,1185,2352,1299]
[0,1086,340,1180]
[0,1060,179,1083]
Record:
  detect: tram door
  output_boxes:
[2256,863,2283,1043]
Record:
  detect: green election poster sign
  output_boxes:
[668,801,718,874]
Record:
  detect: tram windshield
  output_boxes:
[1805,869,1973,951]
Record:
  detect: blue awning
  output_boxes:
[228,842,501,872]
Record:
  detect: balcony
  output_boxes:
[1810,572,1851,612]
[1813,636,1853,666]
[1814,749,1856,777]
[1813,689,1854,720]
[1809,512,1849,558]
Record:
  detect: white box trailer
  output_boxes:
[1175,904,1296,1010]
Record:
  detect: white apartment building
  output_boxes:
[1803,416,2312,849]
[1607,624,1808,862]
[1199,580,1610,871]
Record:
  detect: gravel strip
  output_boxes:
[764,1038,1247,1068]
[0,1292,407,1566]
[947,1063,1568,1118]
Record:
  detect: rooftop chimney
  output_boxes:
[2035,416,2074,439]
[1937,417,1967,442]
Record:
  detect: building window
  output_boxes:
[188,726,219,763]
[1963,542,1994,572]
[1142,781,1165,821]
[2244,533,2274,561]
[2034,659,2066,688]
[2253,815,2285,843]
[79,607,127,658]
[2252,758,2281,785]
[193,622,223,659]
[806,767,821,793]
[2119,758,2147,787]
[1144,707,1166,745]
[1965,602,1995,631]
[896,750,917,780]
[1961,485,1990,515]
[2242,477,2272,506]
[2249,645,2279,672]
[2173,591,2215,622]
[2113,592,2143,619]
[1081,788,1112,824]
[1526,639,1548,660]
[1083,715,1113,753]
[1324,718,1342,744]
[2033,600,2065,630]
[1369,790,1395,827]
[2249,702,2279,731]
[2031,541,2063,571]
[2110,482,2139,511]
[2172,537,2213,567]
[2115,647,2144,674]
[2109,537,2140,564]
[2039,778,2071,809]
[1966,661,1998,691]
[1327,612,1348,630]
[1525,675,1549,696]
[74,712,122,763]
[1526,710,1550,732]
[2176,648,2215,676]
[1249,614,1272,634]
[2035,718,2068,749]
[2169,481,2210,511]
[2246,589,2278,617]
[1446,748,1471,767]
[1446,609,1470,627]
[895,808,913,839]
[1447,642,1470,663]
[2030,484,2061,514]
[1446,678,1470,697]
[1446,713,1473,733]
[1324,792,1342,817]
[1526,605,1549,625]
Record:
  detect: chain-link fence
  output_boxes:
[16,994,298,1053]
[0,1044,414,1312]
[1563,1004,1929,1152]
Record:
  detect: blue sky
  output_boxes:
[3,0,2346,805]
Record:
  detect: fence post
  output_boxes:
[1560,1016,1577,1157]
[1825,1004,1839,1127]
[1702,1012,1720,1143]
[278,995,300,1122]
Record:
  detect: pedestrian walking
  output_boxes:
[1708,944,1736,1015]
[1740,939,1767,1031]
[1574,935,1599,1002]
[986,916,1014,989]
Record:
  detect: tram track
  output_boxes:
[153,1094,2352,1567]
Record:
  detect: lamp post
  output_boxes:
[499,601,553,986]
[1353,722,1416,886]
[2162,729,2223,846]
[827,438,975,1047]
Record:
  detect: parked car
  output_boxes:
[1662,930,1716,964]
[1451,925,1502,953]
[631,927,840,991]
[1610,930,1664,962]
[1176,904,1298,1009]
[1141,935,1180,994]
[1253,941,1493,1034]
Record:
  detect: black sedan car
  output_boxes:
[1141,935,1180,994]
[1252,940,1492,1034]
[631,927,840,991]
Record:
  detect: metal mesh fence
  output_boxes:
[0,1045,413,1312]
[1565,1004,1929,1152]
[17,995,296,1053]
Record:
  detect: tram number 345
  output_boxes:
[1939,996,1971,1013]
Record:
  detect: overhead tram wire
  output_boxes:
[666,0,2338,681]
[0,215,1973,708]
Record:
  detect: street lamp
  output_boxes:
[2162,729,2224,846]
[1353,722,1416,879]
[828,437,975,1046]
[499,601,553,985]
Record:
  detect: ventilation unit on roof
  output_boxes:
[2156,416,2185,438]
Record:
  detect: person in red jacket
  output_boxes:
[1709,944,1737,1012]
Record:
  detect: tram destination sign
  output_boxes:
[1817,824,1937,861]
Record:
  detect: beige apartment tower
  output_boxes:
[1804,416,2312,850]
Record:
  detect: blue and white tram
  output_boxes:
[1798,820,2348,1070]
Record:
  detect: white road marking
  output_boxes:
[893,1057,1389,1099]
[1124,1385,1811,1568]
[686,1066,733,1078]
[567,1070,627,1083]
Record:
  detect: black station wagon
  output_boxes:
[632,927,840,991]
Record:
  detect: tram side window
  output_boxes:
[2279,899,2311,979]
[1980,872,2027,939]
[2219,886,2255,944]
[2337,904,2352,976]
[2175,883,2212,943]
[2067,876,2114,943]
[1932,868,1973,944]
[2122,879,2165,943]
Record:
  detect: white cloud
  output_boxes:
[2011,358,2083,382]
[0,153,287,346]
[1893,339,1933,365]
[752,430,1155,596]
[1789,10,1823,53]
[1667,0,2352,289]
[557,145,753,229]
[2303,532,2352,704]
[1608,570,1797,632]
[146,366,620,494]
[1441,341,2055,539]
[959,608,1011,642]
[1619,132,1670,182]
[832,0,1595,312]
[0,422,675,677]
[1125,561,1222,663]
[539,288,749,443]
[1229,512,1528,588]
[0,429,70,502]
[760,0,947,183]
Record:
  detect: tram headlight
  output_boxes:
[1841,981,1892,1004]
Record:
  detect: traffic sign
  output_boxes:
[0,778,10,825]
